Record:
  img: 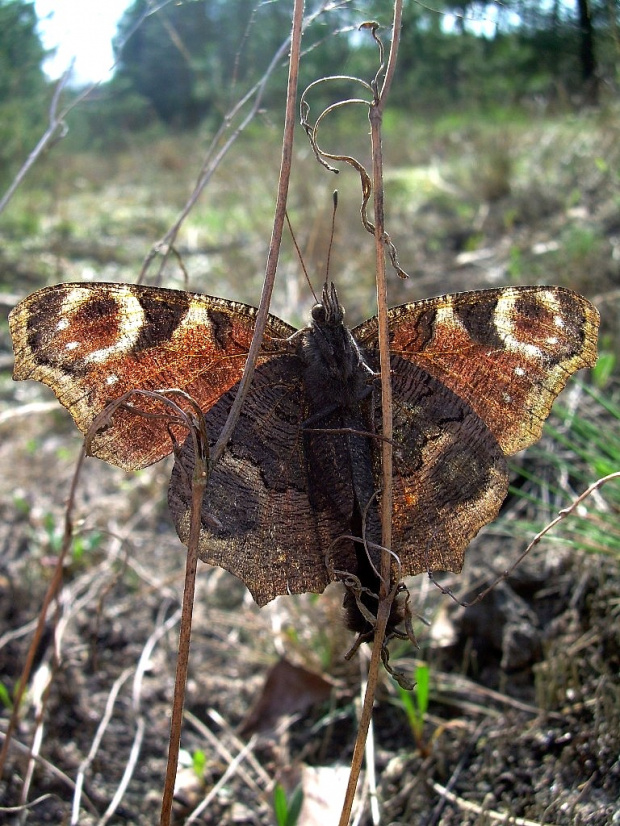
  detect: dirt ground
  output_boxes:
[0,408,618,825]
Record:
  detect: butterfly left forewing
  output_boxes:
[10,282,296,470]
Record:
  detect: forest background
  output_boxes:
[2,0,618,336]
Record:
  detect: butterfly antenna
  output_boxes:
[285,210,318,304]
[324,190,338,289]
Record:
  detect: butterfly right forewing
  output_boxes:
[353,286,599,576]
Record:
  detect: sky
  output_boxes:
[35,0,132,85]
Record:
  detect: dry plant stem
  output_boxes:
[431,781,546,826]
[0,734,95,812]
[0,1,166,215]
[434,470,620,608]
[0,447,86,781]
[370,87,393,602]
[20,650,53,810]
[71,667,133,823]
[0,67,72,215]
[160,466,205,826]
[141,36,291,282]
[100,607,182,826]
[142,1,332,282]
[210,0,304,469]
[160,1,306,817]
[338,6,403,825]
[186,736,259,824]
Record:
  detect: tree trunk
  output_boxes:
[576,0,599,103]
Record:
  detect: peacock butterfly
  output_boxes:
[9,280,599,632]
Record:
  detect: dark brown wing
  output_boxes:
[9,282,296,470]
[381,361,508,575]
[168,356,359,606]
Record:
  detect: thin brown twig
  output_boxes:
[140,1,334,284]
[0,66,72,215]
[299,71,408,278]
[338,5,403,824]
[0,1,176,217]
[0,445,86,780]
[209,0,305,469]
[140,36,291,283]
[160,460,205,826]
[432,470,620,608]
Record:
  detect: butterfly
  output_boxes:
[9,281,599,628]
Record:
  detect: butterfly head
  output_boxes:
[311,282,344,327]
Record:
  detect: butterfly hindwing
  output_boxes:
[9,282,296,470]
[382,358,509,575]
[168,356,361,605]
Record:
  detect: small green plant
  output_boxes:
[12,495,30,517]
[0,682,13,710]
[273,782,303,826]
[507,244,523,281]
[592,349,616,389]
[71,531,103,565]
[397,662,431,753]
[42,512,63,554]
[191,749,207,780]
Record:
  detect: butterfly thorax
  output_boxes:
[300,284,373,416]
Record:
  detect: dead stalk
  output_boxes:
[0,446,86,780]
[160,460,205,825]
[0,1,173,217]
[159,2,305,821]
[210,0,304,468]
[338,4,403,824]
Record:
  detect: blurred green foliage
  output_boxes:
[0,0,48,189]
[0,0,616,163]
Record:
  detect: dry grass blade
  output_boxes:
[0,732,96,814]
[186,735,259,824]
[431,780,548,826]
[100,607,182,826]
[338,3,404,824]
[186,708,271,792]
[71,667,133,823]
[162,1,305,820]
[0,445,87,781]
